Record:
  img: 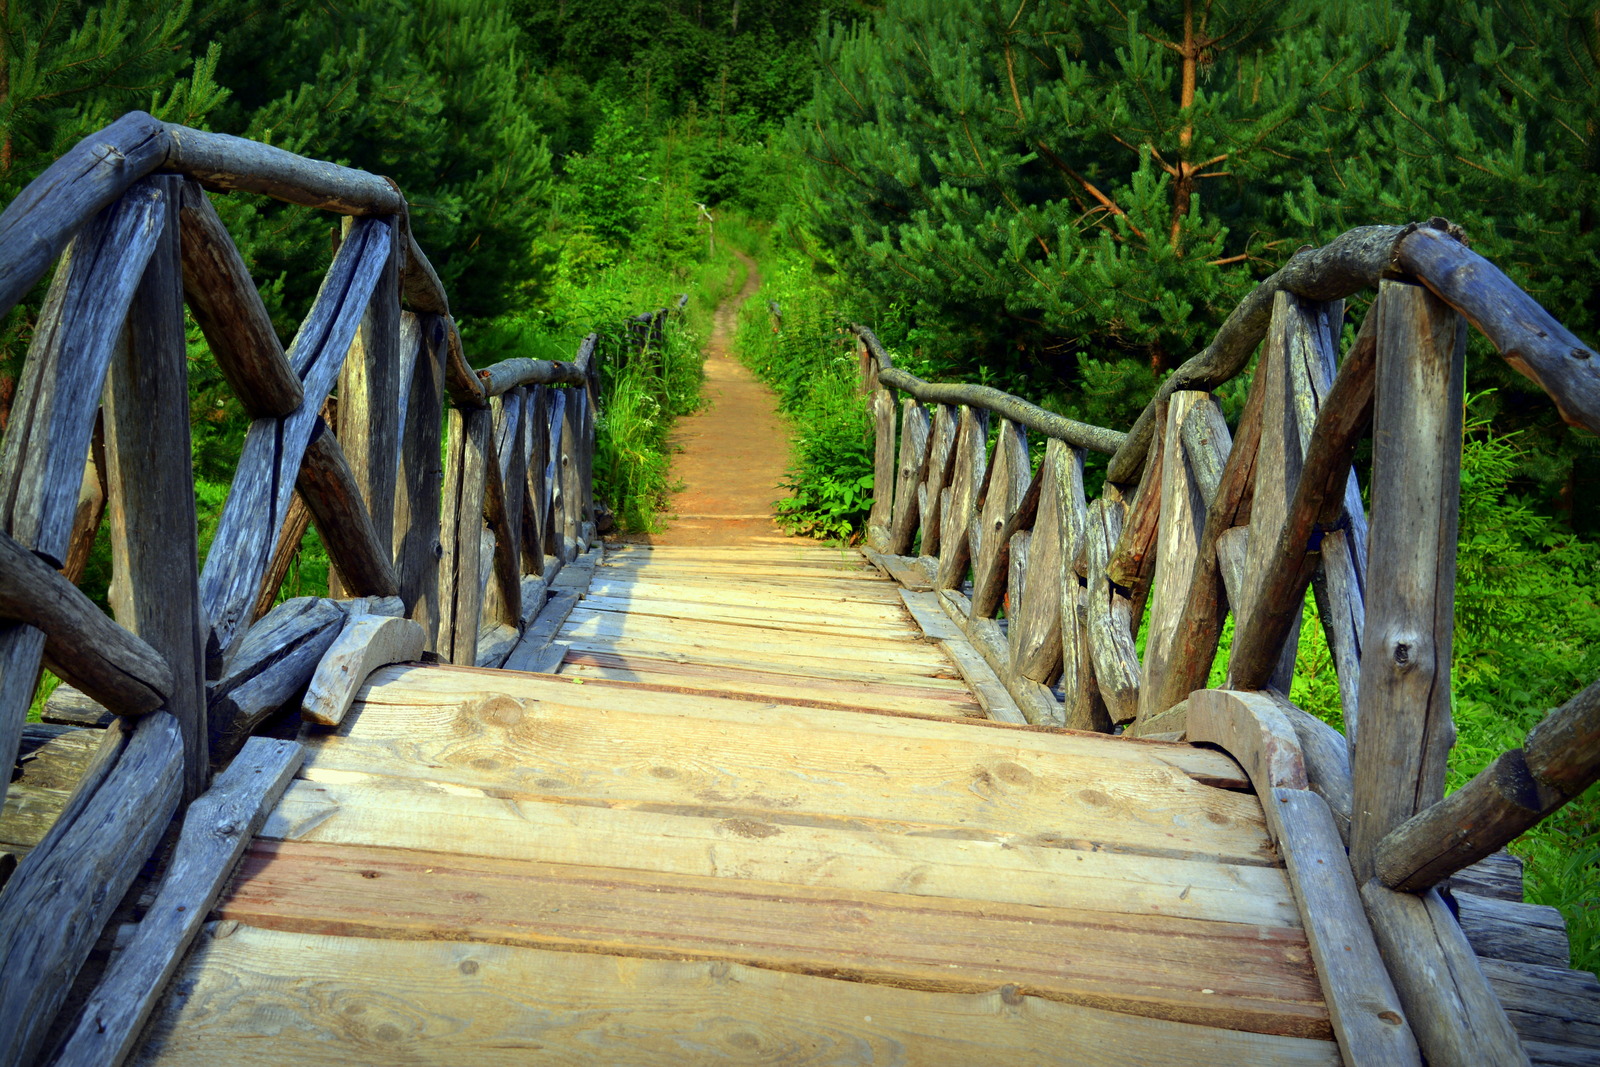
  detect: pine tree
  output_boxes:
[0,0,228,427]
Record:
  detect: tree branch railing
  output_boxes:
[850,218,1600,1067]
[0,113,668,1066]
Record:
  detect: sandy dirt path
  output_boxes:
[627,251,794,546]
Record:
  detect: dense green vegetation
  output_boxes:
[2,0,1597,976]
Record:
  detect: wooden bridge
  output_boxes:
[1,114,1598,1066]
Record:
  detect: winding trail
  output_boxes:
[633,251,794,546]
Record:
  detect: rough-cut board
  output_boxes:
[134,926,1341,1067]
[573,593,921,640]
[558,649,982,716]
[221,839,1328,1038]
[306,668,1271,865]
[266,773,1299,928]
[351,663,1245,787]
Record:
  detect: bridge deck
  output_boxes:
[132,544,1341,1065]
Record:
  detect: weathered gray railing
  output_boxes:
[852,219,1600,1067]
[0,113,663,1066]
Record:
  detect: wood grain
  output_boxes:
[105,174,210,798]
[1137,392,1210,725]
[301,614,426,726]
[221,839,1328,1038]
[134,926,1341,1067]
[1349,281,1467,878]
[176,180,302,418]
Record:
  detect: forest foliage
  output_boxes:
[1,0,1597,974]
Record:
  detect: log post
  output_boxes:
[0,180,169,811]
[332,215,400,597]
[865,387,897,550]
[916,404,958,557]
[1349,279,1467,879]
[394,314,447,649]
[934,407,987,590]
[439,406,491,664]
[1135,391,1210,726]
[886,398,930,555]
[104,174,210,800]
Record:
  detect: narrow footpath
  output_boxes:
[636,251,794,546]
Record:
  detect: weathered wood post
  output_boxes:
[105,174,210,800]
[1349,279,1466,875]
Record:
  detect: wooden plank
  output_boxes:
[1478,957,1600,1052]
[309,669,1274,865]
[1268,789,1421,1067]
[583,578,908,619]
[1084,495,1141,725]
[917,403,959,556]
[1449,850,1525,902]
[1056,448,1107,731]
[474,621,520,669]
[41,685,114,728]
[1153,346,1268,714]
[300,615,426,727]
[1349,280,1468,877]
[560,650,981,716]
[556,634,962,688]
[248,490,312,625]
[954,601,1062,727]
[1396,224,1600,435]
[198,216,393,656]
[559,608,945,664]
[54,738,303,1067]
[401,661,1246,785]
[297,419,401,597]
[0,713,183,1067]
[176,180,301,418]
[1106,398,1167,610]
[134,925,1342,1067]
[479,391,523,627]
[969,419,1031,618]
[860,546,935,590]
[104,175,209,797]
[899,589,964,641]
[163,123,406,216]
[575,593,920,640]
[0,111,169,319]
[264,773,1299,927]
[222,839,1328,1038]
[865,387,897,549]
[887,398,931,553]
[1137,391,1211,725]
[1453,892,1571,969]
[934,406,987,589]
[501,640,567,675]
[1188,689,1308,792]
[394,314,446,647]
[437,406,491,665]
